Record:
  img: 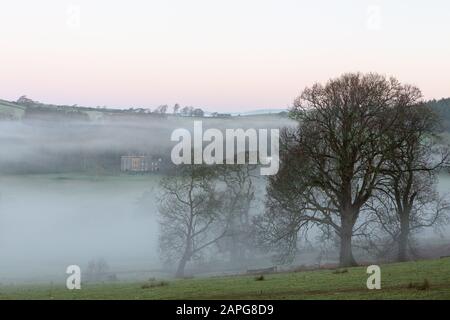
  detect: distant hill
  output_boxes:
[0,97,169,121]
[229,109,288,116]
[0,97,288,121]
[1,96,448,124]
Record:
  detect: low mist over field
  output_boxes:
[0,175,159,282]
[0,113,294,174]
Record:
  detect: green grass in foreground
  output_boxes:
[1,258,450,300]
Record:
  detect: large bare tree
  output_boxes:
[264,73,424,267]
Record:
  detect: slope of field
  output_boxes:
[0,100,25,119]
[1,258,449,300]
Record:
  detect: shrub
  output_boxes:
[255,275,265,281]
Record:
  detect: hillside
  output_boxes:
[0,97,289,121]
[0,99,26,120]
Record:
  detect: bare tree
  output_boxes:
[154,104,169,114]
[173,103,180,114]
[192,108,205,117]
[158,165,228,277]
[85,258,110,282]
[257,132,348,264]
[16,95,34,105]
[215,164,257,266]
[263,73,423,267]
[366,103,449,261]
[180,106,191,116]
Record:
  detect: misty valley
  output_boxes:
[1,82,450,300]
[0,103,294,283]
[3,0,450,308]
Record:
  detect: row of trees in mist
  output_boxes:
[260,73,449,267]
[125,104,205,116]
[157,73,450,276]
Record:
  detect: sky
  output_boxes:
[0,0,449,112]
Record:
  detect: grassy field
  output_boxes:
[1,258,449,300]
[0,100,25,119]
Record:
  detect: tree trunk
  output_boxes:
[339,216,358,267]
[398,213,410,262]
[175,252,190,278]
[176,239,192,278]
